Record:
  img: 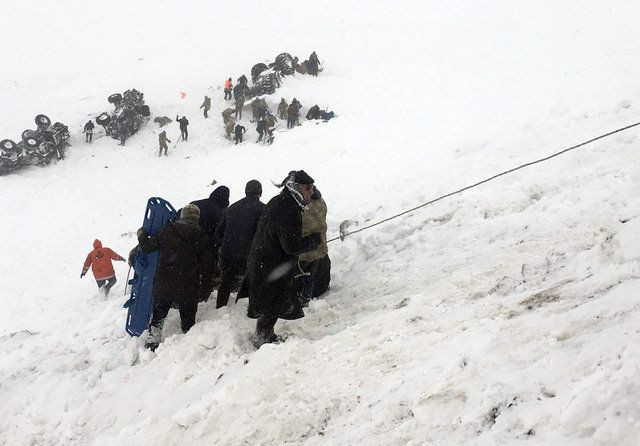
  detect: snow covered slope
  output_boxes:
[1,1,639,444]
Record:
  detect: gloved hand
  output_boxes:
[80,272,85,278]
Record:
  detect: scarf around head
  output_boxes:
[285,176,309,210]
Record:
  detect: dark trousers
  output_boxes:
[224,89,232,100]
[217,257,246,308]
[203,108,209,118]
[159,143,168,156]
[287,116,295,128]
[96,276,117,293]
[298,260,319,306]
[235,133,243,144]
[85,132,93,143]
[150,298,198,334]
[180,128,188,141]
[256,312,279,341]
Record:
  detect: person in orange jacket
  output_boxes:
[81,239,126,294]
[224,78,232,100]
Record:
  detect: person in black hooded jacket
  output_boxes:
[179,185,230,299]
[214,180,264,308]
[245,170,321,346]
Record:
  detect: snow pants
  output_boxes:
[294,260,319,307]
[180,128,188,141]
[216,257,246,308]
[149,297,198,336]
[256,313,279,341]
[96,276,117,293]
[85,131,93,143]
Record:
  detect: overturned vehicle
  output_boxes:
[95,89,150,144]
[0,114,70,175]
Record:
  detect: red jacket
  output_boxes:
[82,239,124,280]
[224,79,232,90]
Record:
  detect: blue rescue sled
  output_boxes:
[124,197,176,336]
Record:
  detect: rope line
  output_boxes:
[328,121,640,243]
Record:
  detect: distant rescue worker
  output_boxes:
[292,98,302,126]
[222,108,235,125]
[256,117,268,143]
[214,180,265,308]
[81,239,126,294]
[200,96,212,118]
[224,78,233,100]
[287,102,299,129]
[158,130,171,156]
[251,98,262,122]
[225,118,236,140]
[277,98,288,120]
[308,51,320,76]
[234,97,244,120]
[137,204,214,351]
[234,124,246,145]
[83,120,95,143]
[176,115,189,141]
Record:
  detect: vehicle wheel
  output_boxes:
[35,114,51,128]
[22,129,41,147]
[96,113,111,126]
[108,93,123,104]
[1,139,17,153]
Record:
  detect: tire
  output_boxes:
[96,113,111,126]
[0,139,17,152]
[23,130,40,149]
[21,129,39,142]
[35,114,51,128]
[108,93,123,104]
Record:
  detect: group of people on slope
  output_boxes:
[80,171,329,351]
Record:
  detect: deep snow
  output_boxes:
[1,1,639,445]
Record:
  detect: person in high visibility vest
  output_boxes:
[224,78,233,100]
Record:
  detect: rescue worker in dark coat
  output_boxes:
[245,170,321,346]
[256,116,268,143]
[187,186,230,297]
[176,115,189,141]
[137,204,214,351]
[307,51,320,76]
[214,180,264,308]
[83,120,95,143]
[234,124,246,144]
[287,102,299,129]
